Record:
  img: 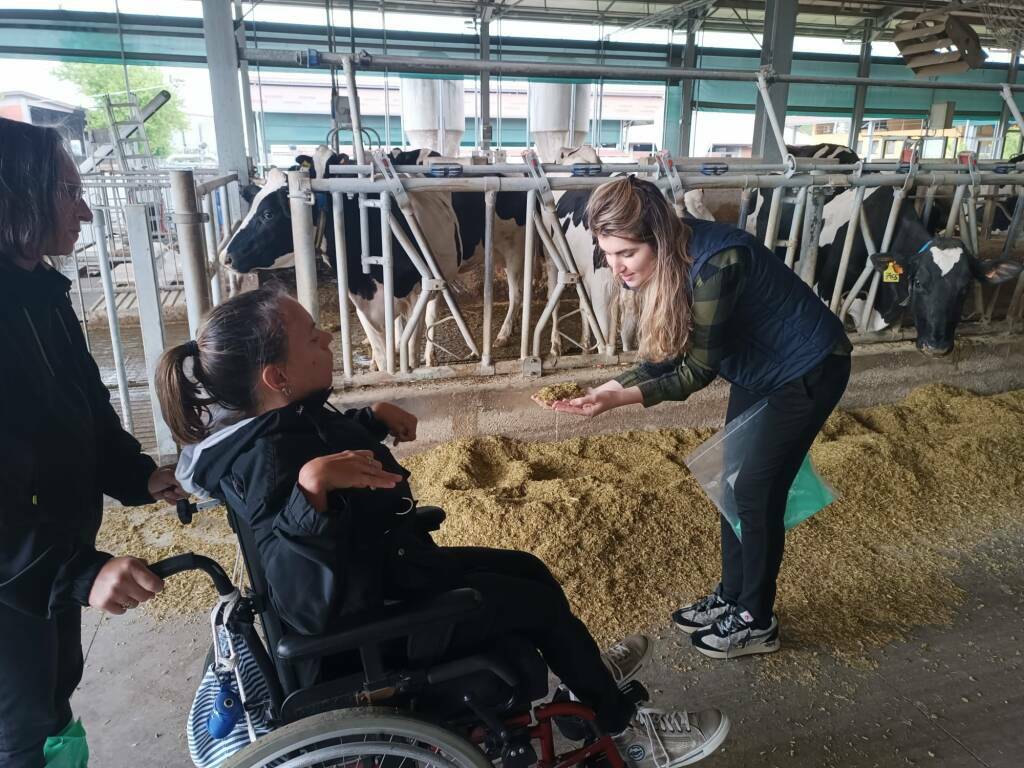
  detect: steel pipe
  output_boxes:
[331,192,354,379]
[287,170,320,322]
[829,186,866,314]
[481,190,496,369]
[241,48,1024,94]
[93,208,133,432]
[520,189,537,361]
[379,192,396,375]
[170,169,212,336]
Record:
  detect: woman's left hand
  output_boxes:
[148,466,188,503]
[372,402,418,444]
[551,385,643,417]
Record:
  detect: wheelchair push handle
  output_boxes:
[149,553,235,597]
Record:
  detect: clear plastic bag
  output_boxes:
[685,399,837,540]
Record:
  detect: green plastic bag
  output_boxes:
[685,400,838,540]
[43,718,89,768]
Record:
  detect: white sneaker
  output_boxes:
[691,610,780,660]
[614,707,730,768]
[601,634,652,686]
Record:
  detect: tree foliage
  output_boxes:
[55,63,188,156]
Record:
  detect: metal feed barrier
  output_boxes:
[67,168,244,462]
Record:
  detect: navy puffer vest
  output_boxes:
[685,218,844,396]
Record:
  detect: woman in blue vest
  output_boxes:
[551,175,851,659]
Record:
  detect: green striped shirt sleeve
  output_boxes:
[615,246,747,407]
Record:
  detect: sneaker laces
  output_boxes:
[714,609,748,637]
[634,708,692,768]
[690,593,725,614]
[604,641,631,679]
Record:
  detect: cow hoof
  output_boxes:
[494,331,512,347]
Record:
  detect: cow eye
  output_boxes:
[261,209,275,221]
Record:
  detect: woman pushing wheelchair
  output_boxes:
[156,285,729,768]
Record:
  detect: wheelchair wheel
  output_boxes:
[221,707,493,768]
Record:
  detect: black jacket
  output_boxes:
[0,261,157,619]
[188,390,444,639]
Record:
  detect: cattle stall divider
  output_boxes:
[291,165,1024,383]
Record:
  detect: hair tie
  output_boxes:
[184,339,199,356]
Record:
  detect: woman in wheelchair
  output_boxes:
[156,285,729,768]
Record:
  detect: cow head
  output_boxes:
[225,147,350,274]
[870,239,1022,356]
[224,168,293,273]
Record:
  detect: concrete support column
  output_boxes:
[663,15,698,156]
[751,0,796,164]
[850,19,873,153]
[202,0,250,186]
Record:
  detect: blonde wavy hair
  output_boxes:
[585,175,693,362]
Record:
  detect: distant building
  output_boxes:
[0,91,88,156]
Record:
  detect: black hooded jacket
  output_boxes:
[188,390,446,638]
[0,260,157,619]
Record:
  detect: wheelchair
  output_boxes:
[150,497,646,768]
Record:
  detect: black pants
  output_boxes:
[0,603,82,768]
[718,353,851,627]
[386,547,635,734]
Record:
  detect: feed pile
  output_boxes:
[97,385,1024,665]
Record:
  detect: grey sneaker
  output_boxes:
[602,634,652,686]
[691,609,780,659]
[614,707,730,768]
[672,593,733,634]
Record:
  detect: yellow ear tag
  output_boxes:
[883,262,903,283]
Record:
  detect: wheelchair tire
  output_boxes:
[221,706,493,768]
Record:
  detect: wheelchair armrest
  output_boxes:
[415,505,445,533]
[275,587,482,662]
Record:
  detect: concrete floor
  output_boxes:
[76,528,1024,768]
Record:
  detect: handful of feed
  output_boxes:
[532,381,586,407]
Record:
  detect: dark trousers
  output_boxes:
[718,353,851,626]
[387,547,635,734]
[0,603,82,768]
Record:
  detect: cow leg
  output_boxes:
[495,227,525,347]
[351,296,388,373]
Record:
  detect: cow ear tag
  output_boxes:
[883,261,903,283]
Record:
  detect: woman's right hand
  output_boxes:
[298,450,403,512]
[88,556,164,615]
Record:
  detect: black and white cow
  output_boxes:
[742,143,1023,354]
[225,146,527,370]
[979,153,1024,234]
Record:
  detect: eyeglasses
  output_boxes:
[58,180,85,202]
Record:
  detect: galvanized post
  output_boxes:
[331,192,354,379]
[341,56,373,276]
[479,15,492,149]
[798,181,825,285]
[520,189,537,361]
[783,186,808,270]
[829,186,866,314]
[201,0,250,189]
[125,204,175,462]
[481,190,496,370]
[379,191,396,375]
[94,208,133,431]
[287,169,320,322]
[170,169,211,337]
[203,193,222,306]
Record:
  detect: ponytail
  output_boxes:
[157,340,213,445]
[155,284,290,445]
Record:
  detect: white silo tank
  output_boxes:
[400,78,465,157]
[528,82,592,163]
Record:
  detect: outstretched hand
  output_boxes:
[372,402,418,444]
[551,389,621,417]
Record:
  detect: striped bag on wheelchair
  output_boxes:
[186,627,274,768]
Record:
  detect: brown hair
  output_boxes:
[0,118,68,263]
[156,285,290,444]
[586,175,694,362]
